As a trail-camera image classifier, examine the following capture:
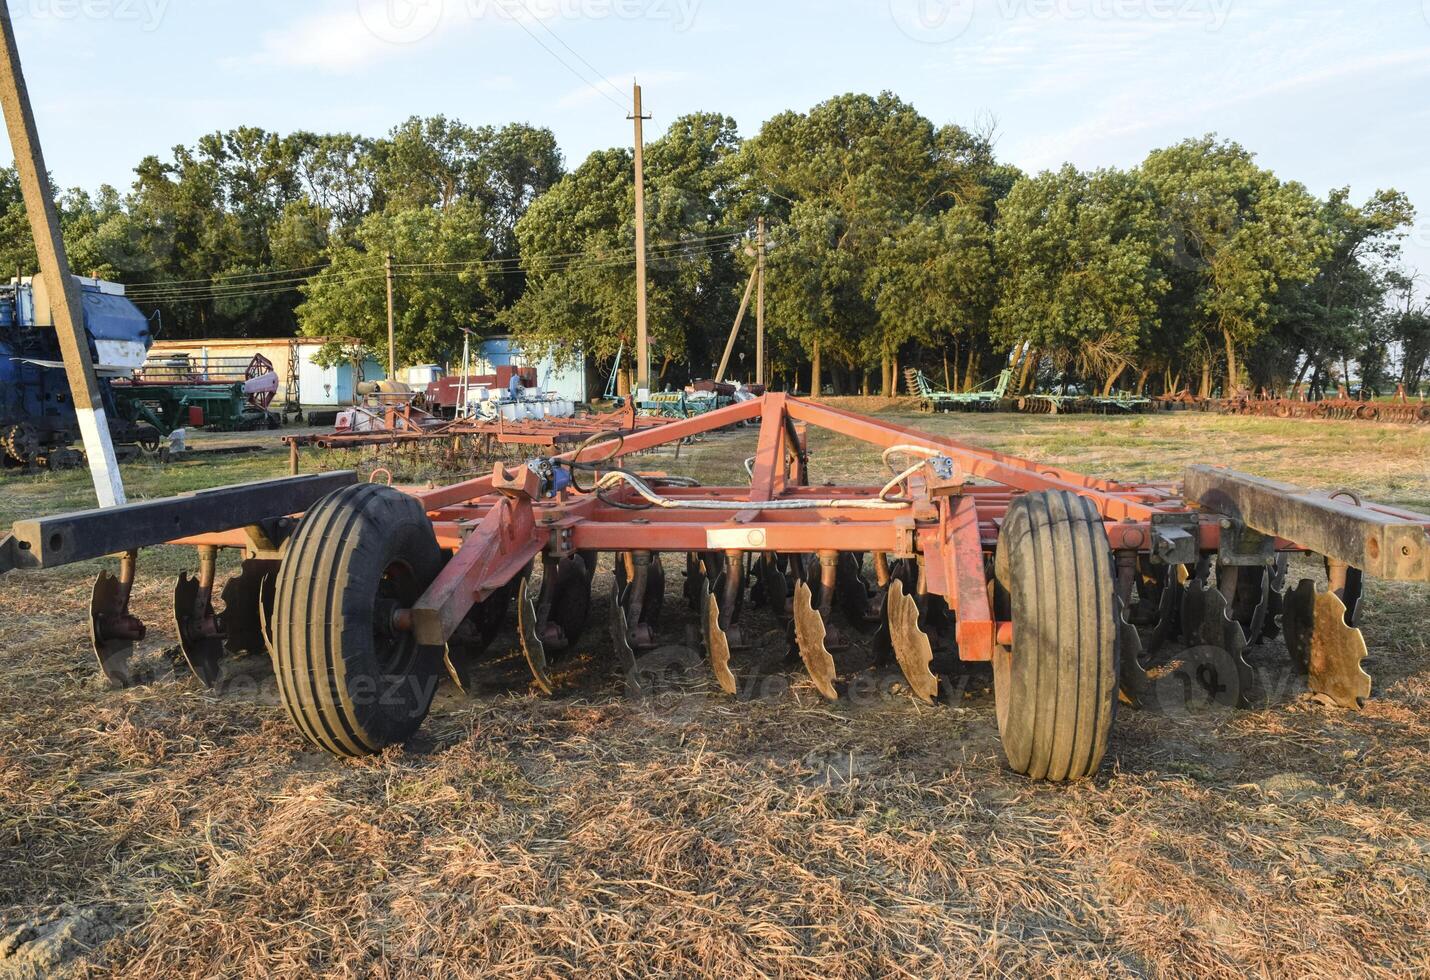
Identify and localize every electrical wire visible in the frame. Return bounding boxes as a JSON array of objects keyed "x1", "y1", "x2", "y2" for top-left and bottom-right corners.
[
  {"x1": 394, "y1": 231, "x2": 747, "y2": 271},
  {"x1": 509, "y1": 0, "x2": 631, "y2": 110},
  {"x1": 129, "y1": 243, "x2": 743, "y2": 304},
  {"x1": 125, "y1": 231, "x2": 752, "y2": 303},
  {"x1": 120, "y1": 263, "x2": 331, "y2": 288},
  {"x1": 497, "y1": 0, "x2": 631, "y2": 114}
]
